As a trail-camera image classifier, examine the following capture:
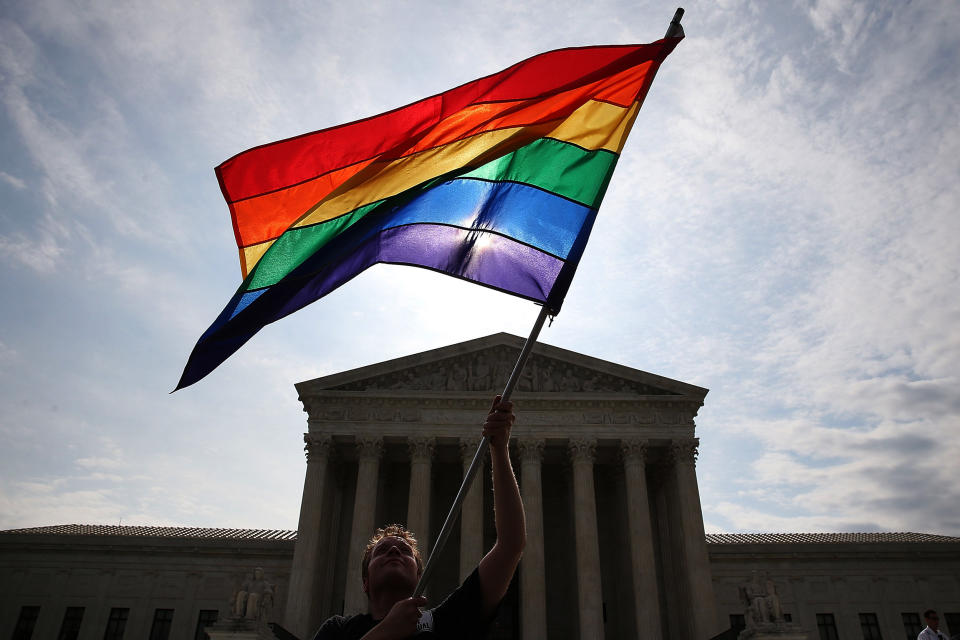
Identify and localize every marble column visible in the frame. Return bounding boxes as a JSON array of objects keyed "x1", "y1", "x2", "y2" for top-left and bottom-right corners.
[
  {"x1": 517, "y1": 438, "x2": 547, "y2": 640},
  {"x1": 406, "y1": 436, "x2": 435, "y2": 557},
  {"x1": 459, "y1": 438, "x2": 486, "y2": 582},
  {"x1": 568, "y1": 438, "x2": 604, "y2": 640},
  {"x1": 344, "y1": 436, "x2": 383, "y2": 614},
  {"x1": 669, "y1": 438, "x2": 718, "y2": 640},
  {"x1": 620, "y1": 439, "x2": 661, "y2": 640},
  {"x1": 285, "y1": 434, "x2": 332, "y2": 639}
]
